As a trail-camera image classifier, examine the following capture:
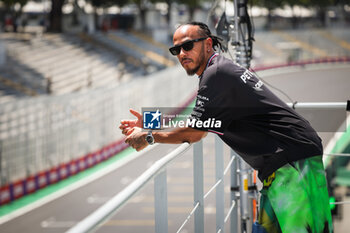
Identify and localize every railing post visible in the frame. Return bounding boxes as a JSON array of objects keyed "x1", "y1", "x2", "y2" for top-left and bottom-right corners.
[
  {"x1": 238, "y1": 157, "x2": 253, "y2": 233},
  {"x1": 215, "y1": 136, "x2": 225, "y2": 233},
  {"x1": 154, "y1": 169, "x2": 168, "y2": 233},
  {"x1": 193, "y1": 141, "x2": 204, "y2": 233},
  {"x1": 230, "y1": 150, "x2": 239, "y2": 233},
  {"x1": 0, "y1": 140, "x2": 3, "y2": 186}
]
